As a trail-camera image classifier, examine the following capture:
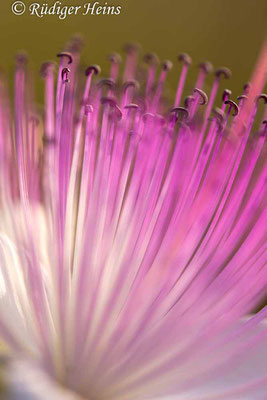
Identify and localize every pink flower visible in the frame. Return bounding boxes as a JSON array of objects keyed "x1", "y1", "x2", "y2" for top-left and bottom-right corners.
[{"x1": 0, "y1": 38, "x2": 266, "y2": 399}]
